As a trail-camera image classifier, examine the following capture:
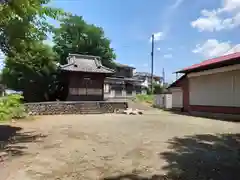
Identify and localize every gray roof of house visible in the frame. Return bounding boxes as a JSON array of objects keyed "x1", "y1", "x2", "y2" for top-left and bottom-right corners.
[
  {"x1": 105, "y1": 77, "x2": 142, "y2": 82},
  {"x1": 105, "y1": 77, "x2": 143, "y2": 85},
  {"x1": 60, "y1": 54, "x2": 115, "y2": 74},
  {"x1": 115, "y1": 62, "x2": 135, "y2": 69},
  {"x1": 134, "y1": 72, "x2": 161, "y2": 78}
]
